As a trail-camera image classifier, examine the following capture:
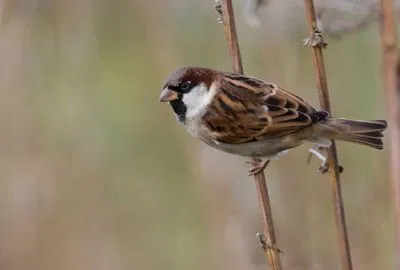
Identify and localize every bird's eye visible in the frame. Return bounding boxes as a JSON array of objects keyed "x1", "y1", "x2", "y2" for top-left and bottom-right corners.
[{"x1": 180, "y1": 81, "x2": 191, "y2": 92}]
